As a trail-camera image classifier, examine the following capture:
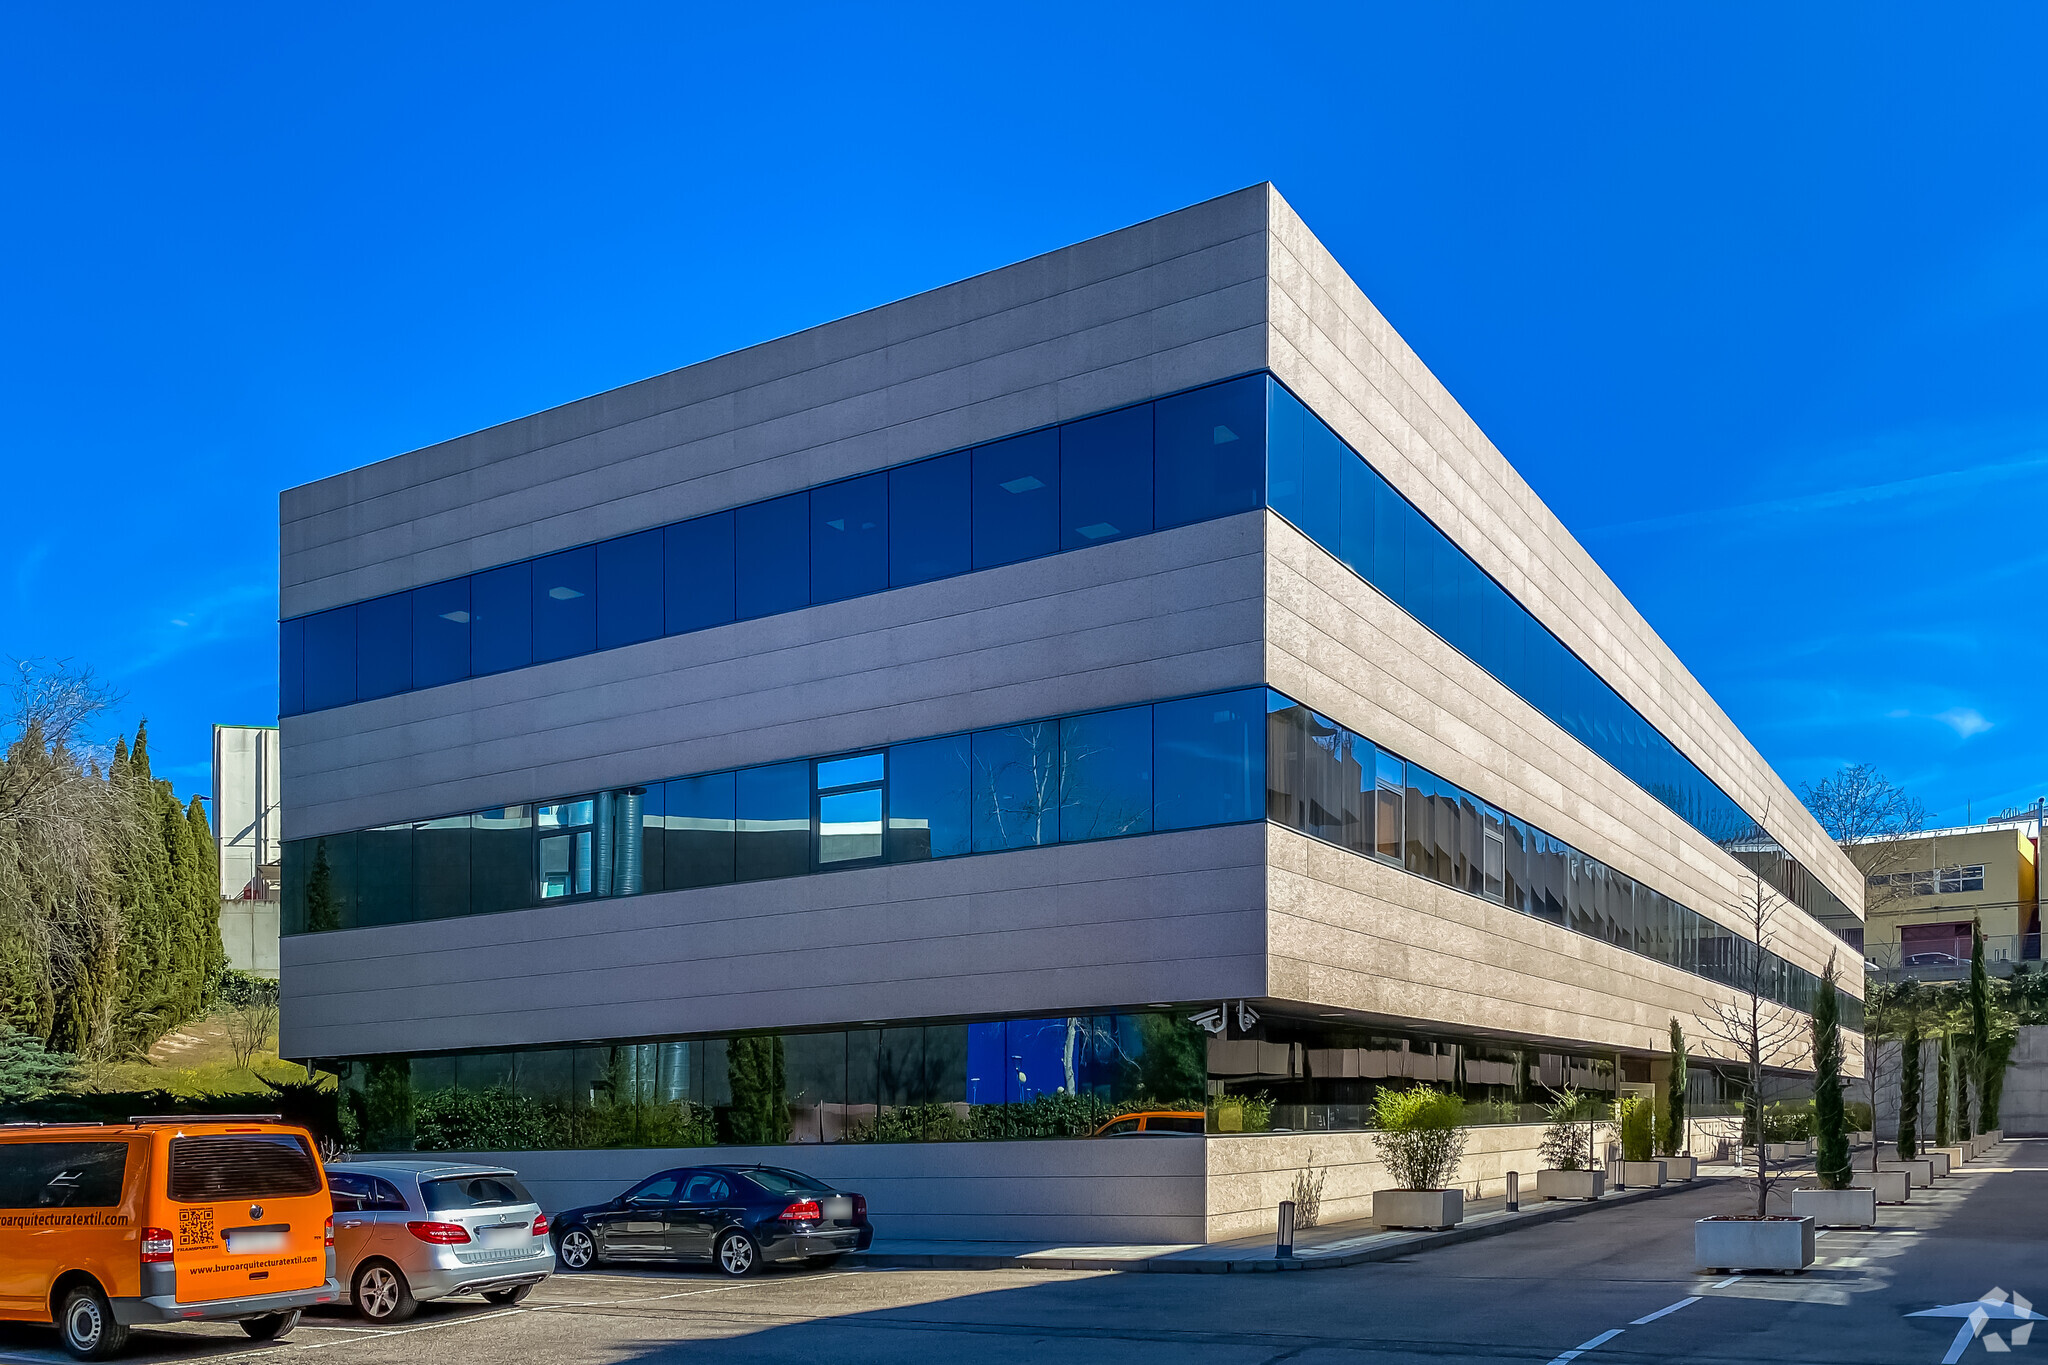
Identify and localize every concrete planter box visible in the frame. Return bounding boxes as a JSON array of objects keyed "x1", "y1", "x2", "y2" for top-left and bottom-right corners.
[
  {"x1": 1794, "y1": 1139, "x2": 1814, "y2": 1157},
  {"x1": 1373, "y1": 1189, "x2": 1463, "y2": 1230},
  {"x1": 1880, "y1": 1159, "x2": 1934, "y2": 1188},
  {"x1": 1765, "y1": 1143, "x2": 1792, "y2": 1162},
  {"x1": 1620, "y1": 1161, "x2": 1667, "y2": 1188},
  {"x1": 1850, "y1": 1169, "x2": 1911, "y2": 1203},
  {"x1": 1926, "y1": 1151, "x2": 1952, "y2": 1177},
  {"x1": 1695, "y1": 1216, "x2": 1815, "y2": 1273},
  {"x1": 1853, "y1": 1131, "x2": 1874, "y2": 1147},
  {"x1": 1537, "y1": 1169, "x2": 1605, "y2": 1201},
  {"x1": 1663, "y1": 1155, "x2": 1697, "y2": 1181},
  {"x1": 1934, "y1": 1145, "x2": 1967, "y2": 1169},
  {"x1": 1792, "y1": 1187, "x2": 1877, "y2": 1228}
]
